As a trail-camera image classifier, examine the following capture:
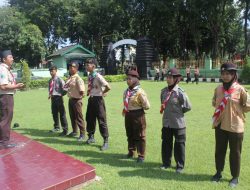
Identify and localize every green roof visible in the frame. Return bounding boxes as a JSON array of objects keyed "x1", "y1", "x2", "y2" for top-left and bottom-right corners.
[{"x1": 47, "y1": 44, "x2": 95, "y2": 58}]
